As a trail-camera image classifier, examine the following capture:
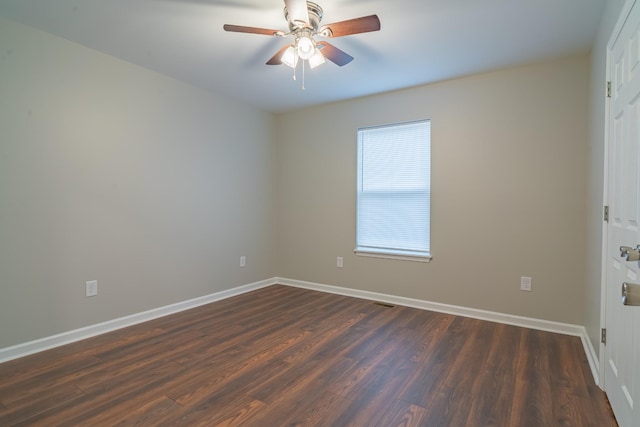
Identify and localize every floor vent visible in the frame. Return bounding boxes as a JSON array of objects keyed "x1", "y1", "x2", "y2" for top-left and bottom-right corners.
[{"x1": 372, "y1": 301, "x2": 395, "y2": 308}]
